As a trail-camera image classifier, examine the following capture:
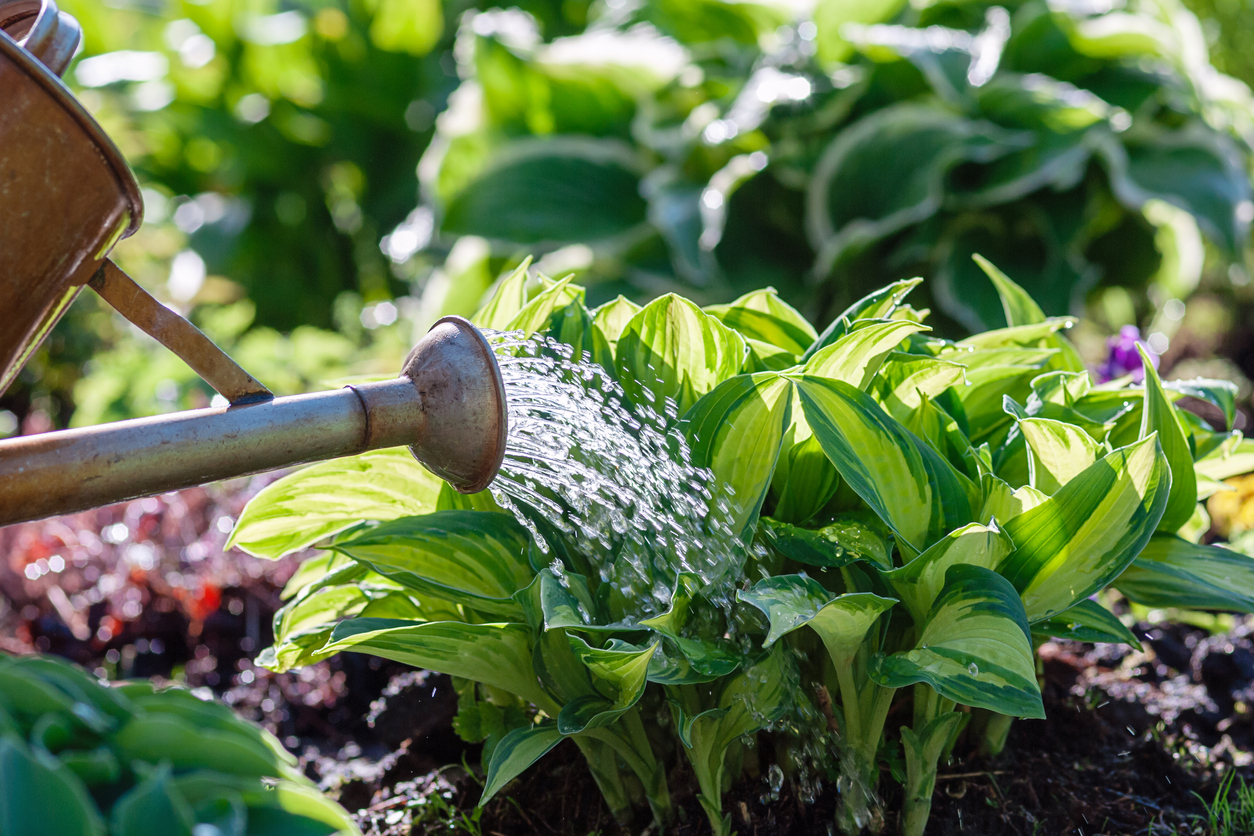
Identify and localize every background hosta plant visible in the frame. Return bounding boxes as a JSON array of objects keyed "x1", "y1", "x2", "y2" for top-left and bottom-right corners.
[
  {"x1": 0, "y1": 654, "x2": 358, "y2": 836},
  {"x1": 233, "y1": 260, "x2": 1254, "y2": 836},
  {"x1": 415, "y1": 0, "x2": 1254, "y2": 334}
]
